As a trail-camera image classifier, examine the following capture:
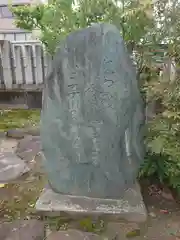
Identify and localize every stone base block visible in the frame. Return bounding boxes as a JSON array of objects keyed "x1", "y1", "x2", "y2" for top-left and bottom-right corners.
[
  {"x1": 46, "y1": 230, "x2": 100, "y2": 240},
  {"x1": 36, "y1": 182, "x2": 147, "y2": 223}
]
